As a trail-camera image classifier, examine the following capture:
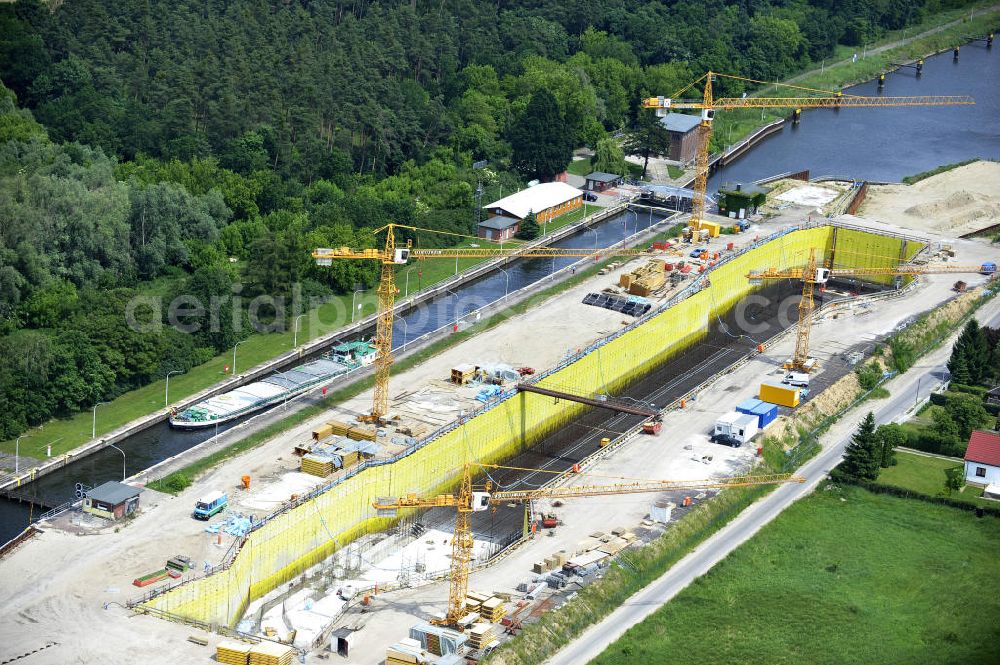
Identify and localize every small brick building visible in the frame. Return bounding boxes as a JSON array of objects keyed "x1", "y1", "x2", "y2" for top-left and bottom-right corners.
[{"x1": 660, "y1": 113, "x2": 701, "y2": 164}]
